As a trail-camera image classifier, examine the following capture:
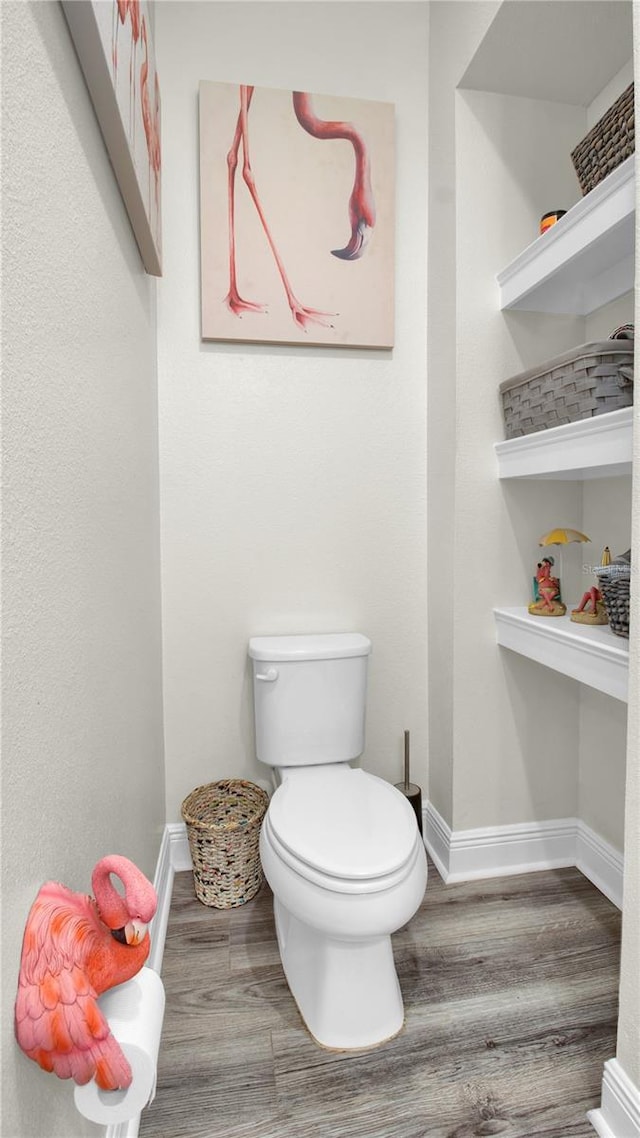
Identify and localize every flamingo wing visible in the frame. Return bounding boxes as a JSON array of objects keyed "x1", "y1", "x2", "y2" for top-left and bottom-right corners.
[{"x1": 14, "y1": 884, "x2": 132, "y2": 1090}]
